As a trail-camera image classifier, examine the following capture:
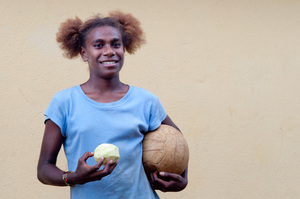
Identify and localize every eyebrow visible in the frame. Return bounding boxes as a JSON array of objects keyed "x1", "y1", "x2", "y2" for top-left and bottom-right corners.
[{"x1": 92, "y1": 38, "x2": 121, "y2": 43}]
